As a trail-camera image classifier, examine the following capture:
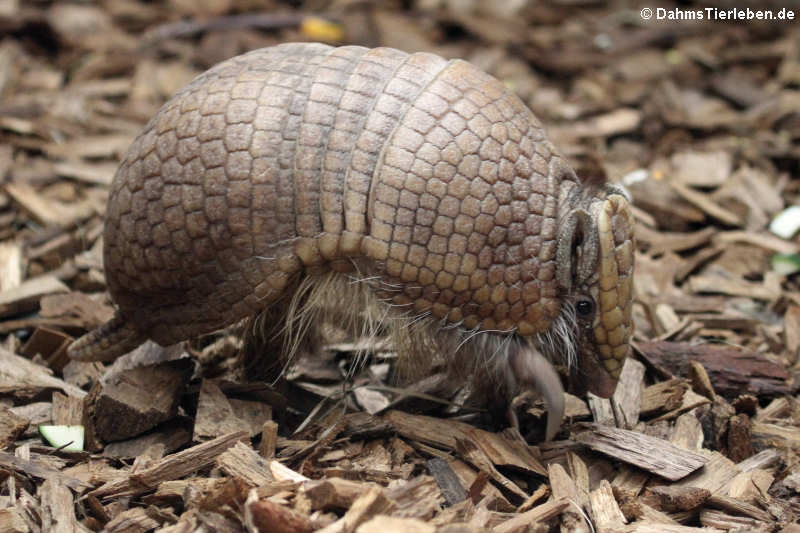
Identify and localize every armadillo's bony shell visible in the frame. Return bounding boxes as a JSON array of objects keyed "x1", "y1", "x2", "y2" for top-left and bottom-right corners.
[{"x1": 68, "y1": 43, "x2": 635, "y2": 440}]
